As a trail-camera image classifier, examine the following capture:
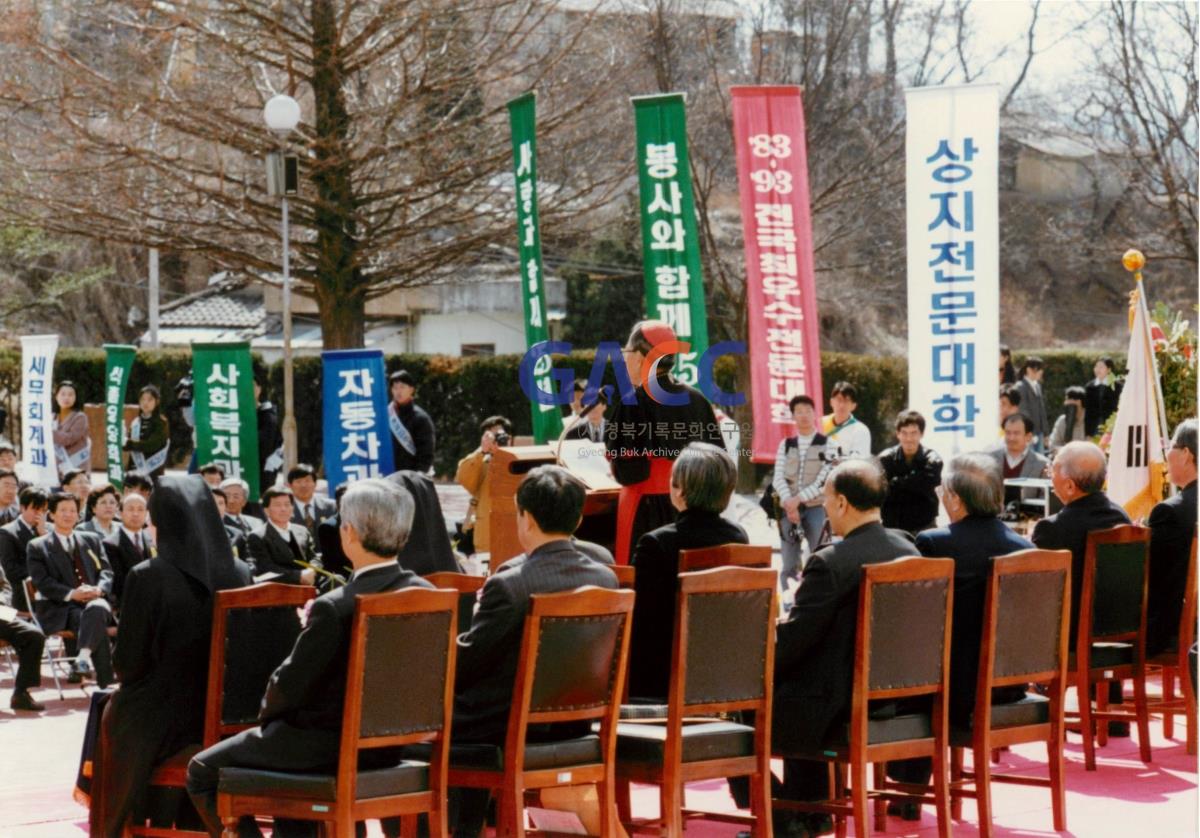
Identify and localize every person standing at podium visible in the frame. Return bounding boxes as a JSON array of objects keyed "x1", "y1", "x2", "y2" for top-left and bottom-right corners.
[{"x1": 605, "y1": 320, "x2": 725, "y2": 565}]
